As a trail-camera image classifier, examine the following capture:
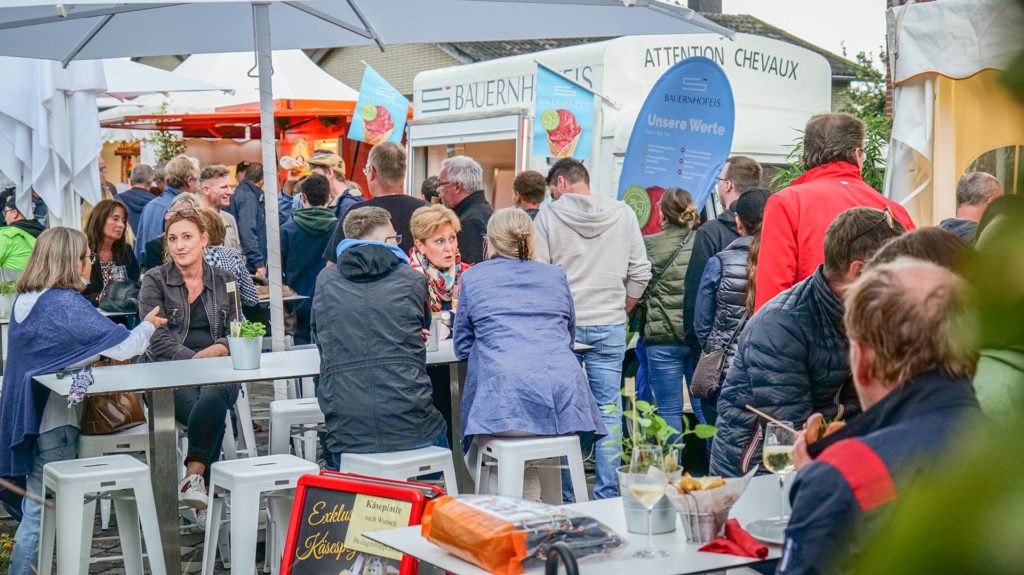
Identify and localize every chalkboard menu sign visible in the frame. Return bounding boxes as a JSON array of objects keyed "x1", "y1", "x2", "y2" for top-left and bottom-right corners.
[{"x1": 281, "y1": 472, "x2": 443, "y2": 575}]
